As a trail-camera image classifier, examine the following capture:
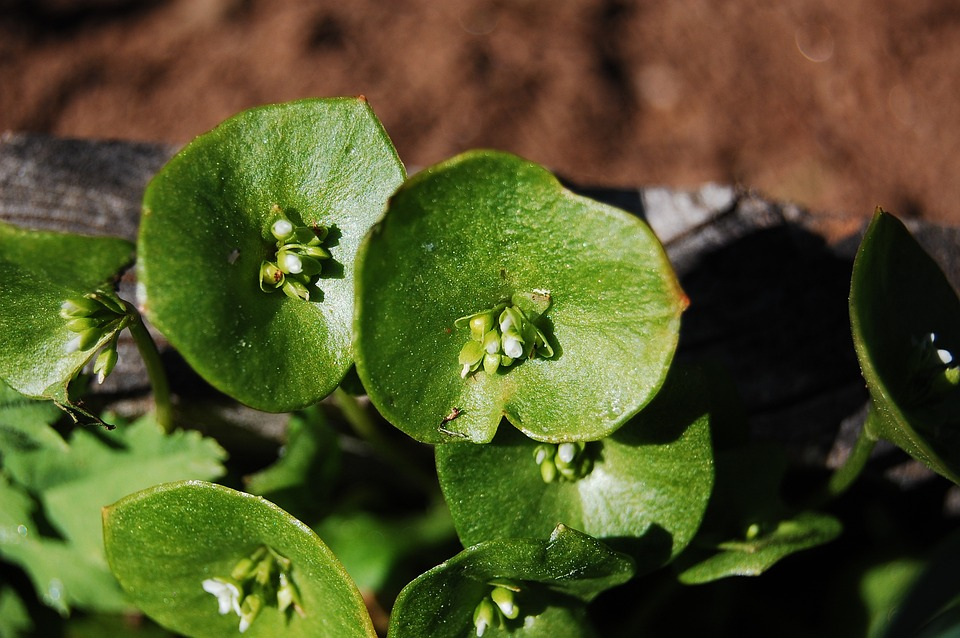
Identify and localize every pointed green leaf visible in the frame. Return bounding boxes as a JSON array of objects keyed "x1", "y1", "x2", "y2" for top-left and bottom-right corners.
[
  {"x1": 850, "y1": 209, "x2": 960, "y2": 483},
  {"x1": 103, "y1": 481, "x2": 376, "y2": 638},
  {"x1": 387, "y1": 525, "x2": 632, "y2": 638},
  {"x1": 138, "y1": 98, "x2": 405, "y2": 412},
  {"x1": 675, "y1": 446, "x2": 841, "y2": 584},
  {"x1": 0, "y1": 220, "x2": 133, "y2": 400},
  {"x1": 436, "y1": 366, "x2": 714, "y2": 574},
  {"x1": 355, "y1": 150, "x2": 686, "y2": 444}
]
